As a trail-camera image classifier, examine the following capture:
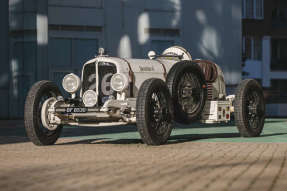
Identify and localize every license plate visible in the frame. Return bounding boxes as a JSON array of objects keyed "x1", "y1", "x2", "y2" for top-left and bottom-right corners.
[{"x1": 65, "y1": 107, "x2": 88, "y2": 113}]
